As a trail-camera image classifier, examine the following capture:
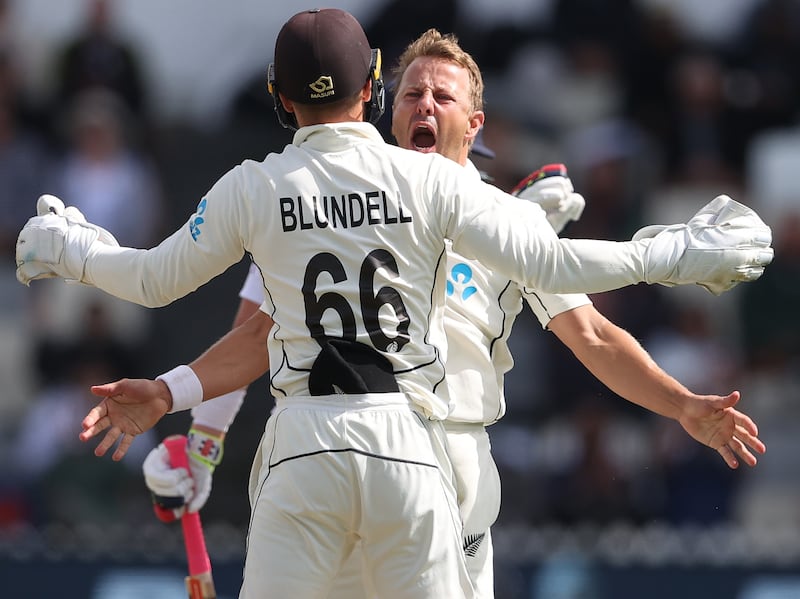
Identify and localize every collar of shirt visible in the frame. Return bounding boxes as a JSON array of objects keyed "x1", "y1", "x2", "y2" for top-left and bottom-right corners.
[{"x1": 292, "y1": 122, "x2": 384, "y2": 149}]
